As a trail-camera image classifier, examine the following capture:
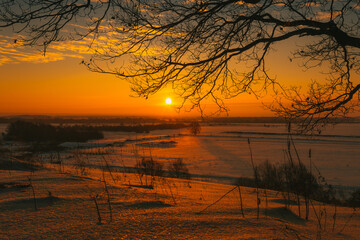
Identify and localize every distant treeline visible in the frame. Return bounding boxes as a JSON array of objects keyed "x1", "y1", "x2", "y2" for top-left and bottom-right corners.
[
  {"x1": 1, "y1": 116, "x2": 359, "y2": 125},
  {"x1": 3, "y1": 121, "x2": 187, "y2": 143},
  {"x1": 203, "y1": 116, "x2": 360, "y2": 124},
  {"x1": 4, "y1": 121, "x2": 104, "y2": 142},
  {"x1": 0, "y1": 116, "x2": 188, "y2": 125}
]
